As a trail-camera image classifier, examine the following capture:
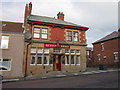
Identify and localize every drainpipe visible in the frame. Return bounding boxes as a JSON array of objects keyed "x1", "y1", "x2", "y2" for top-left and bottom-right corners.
[{"x1": 24, "y1": 41, "x2": 31, "y2": 79}]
